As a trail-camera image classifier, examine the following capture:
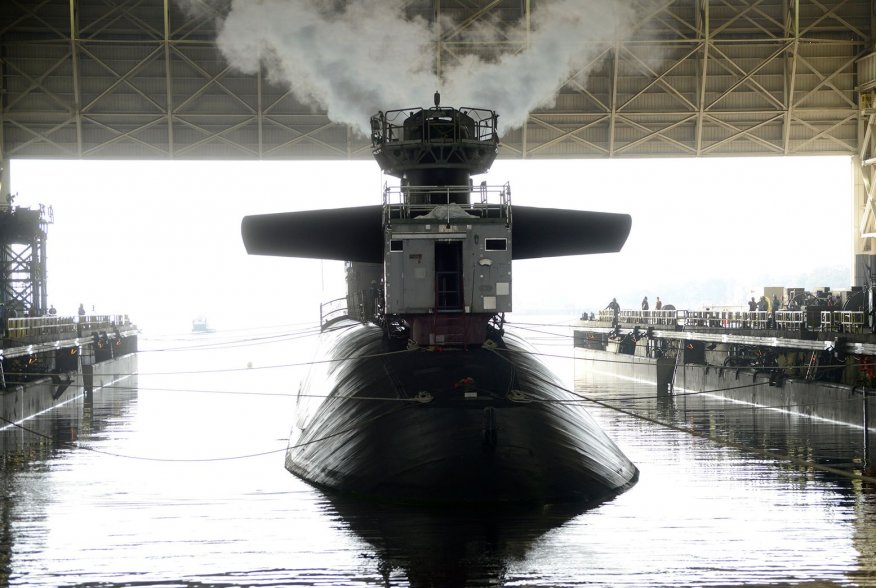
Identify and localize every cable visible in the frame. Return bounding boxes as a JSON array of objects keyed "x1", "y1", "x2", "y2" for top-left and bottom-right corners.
[
  {"x1": 0, "y1": 346, "x2": 421, "y2": 380},
  {"x1": 0, "y1": 343, "x2": 859, "y2": 416},
  {"x1": 138, "y1": 326, "x2": 324, "y2": 353},
  {"x1": 4, "y1": 325, "x2": 872, "y2": 474},
  {"x1": 0, "y1": 395, "x2": 416, "y2": 463},
  {"x1": 519, "y1": 367, "x2": 876, "y2": 485}
]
